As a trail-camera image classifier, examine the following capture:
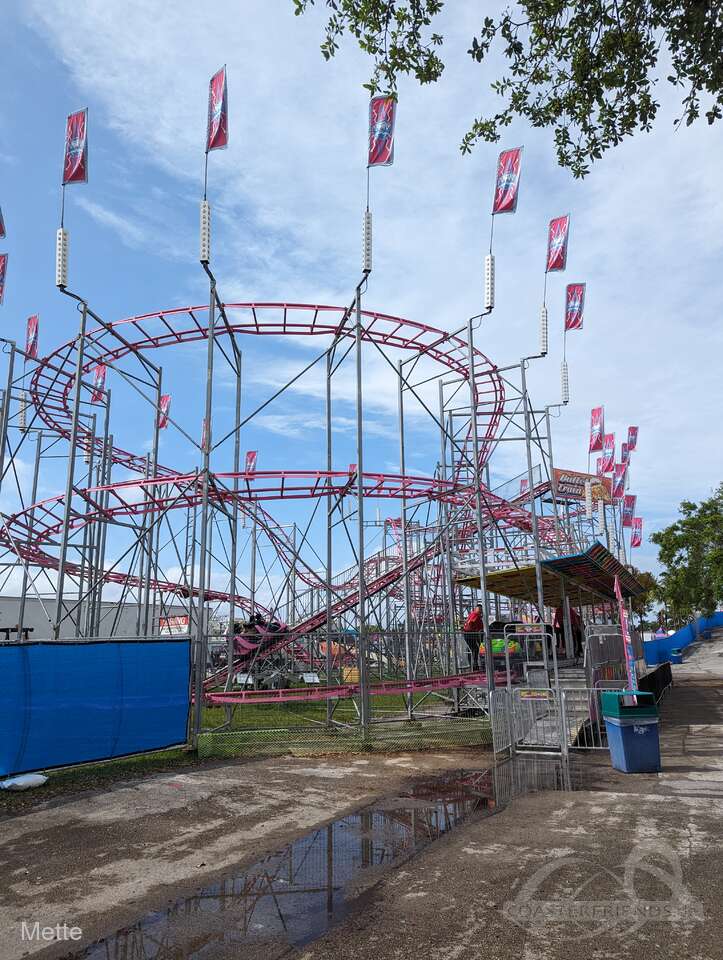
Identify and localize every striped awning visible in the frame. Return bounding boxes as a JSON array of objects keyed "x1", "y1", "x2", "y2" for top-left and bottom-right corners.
[{"x1": 456, "y1": 542, "x2": 645, "y2": 605}]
